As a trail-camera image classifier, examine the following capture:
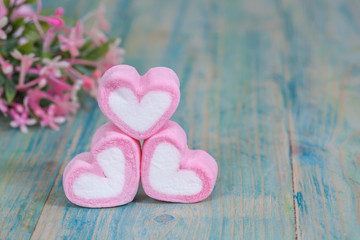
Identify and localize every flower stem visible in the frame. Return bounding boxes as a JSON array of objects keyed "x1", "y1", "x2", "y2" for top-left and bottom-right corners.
[
  {"x1": 65, "y1": 59, "x2": 98, "y2": 67},
  {"x1": 16, "y1": 77, "x2": 42, "y2": 90}
]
